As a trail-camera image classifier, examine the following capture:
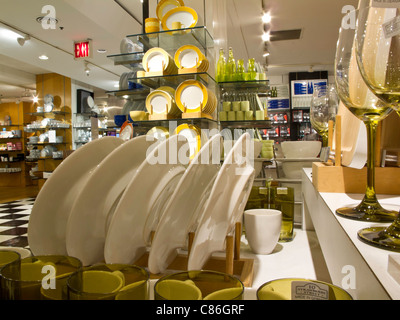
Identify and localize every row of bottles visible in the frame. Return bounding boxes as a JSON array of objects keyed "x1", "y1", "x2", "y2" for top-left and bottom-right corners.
[
  {"x1": 270, "y1": 87, "x2": 278, "y2": 97},
  {"x1": 245, "y1": 184, "x2": 294, "y2": 242},
  {"x1": 216, "y1": 47, "x2": 263, "y2": 83}
]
